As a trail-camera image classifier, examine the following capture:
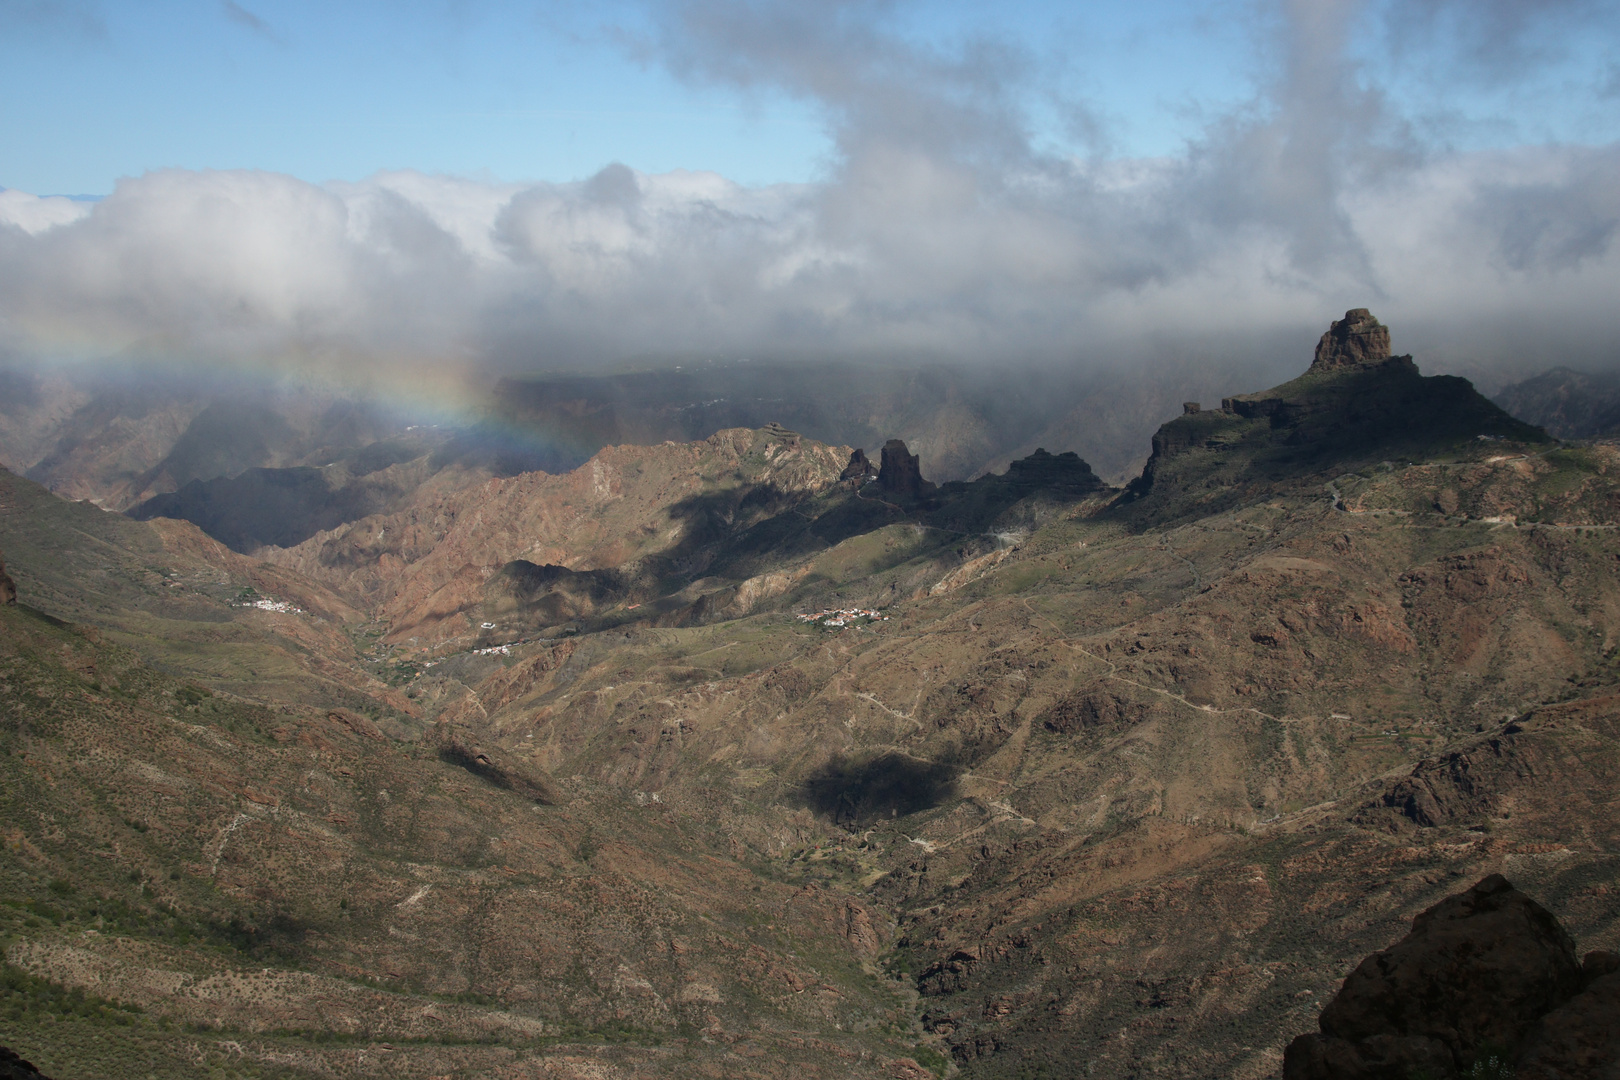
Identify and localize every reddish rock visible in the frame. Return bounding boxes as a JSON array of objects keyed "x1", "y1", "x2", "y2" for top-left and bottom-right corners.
[
  {"x1": 1283, "y1": 874, "x2": 1583, "y2": 1079},
  {"x1": 1311, "y1": 308, "x2": 1394, "y2": 371},
  {"x1": 842, "y1": 900, "x2": 882, "y2": 955}
]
